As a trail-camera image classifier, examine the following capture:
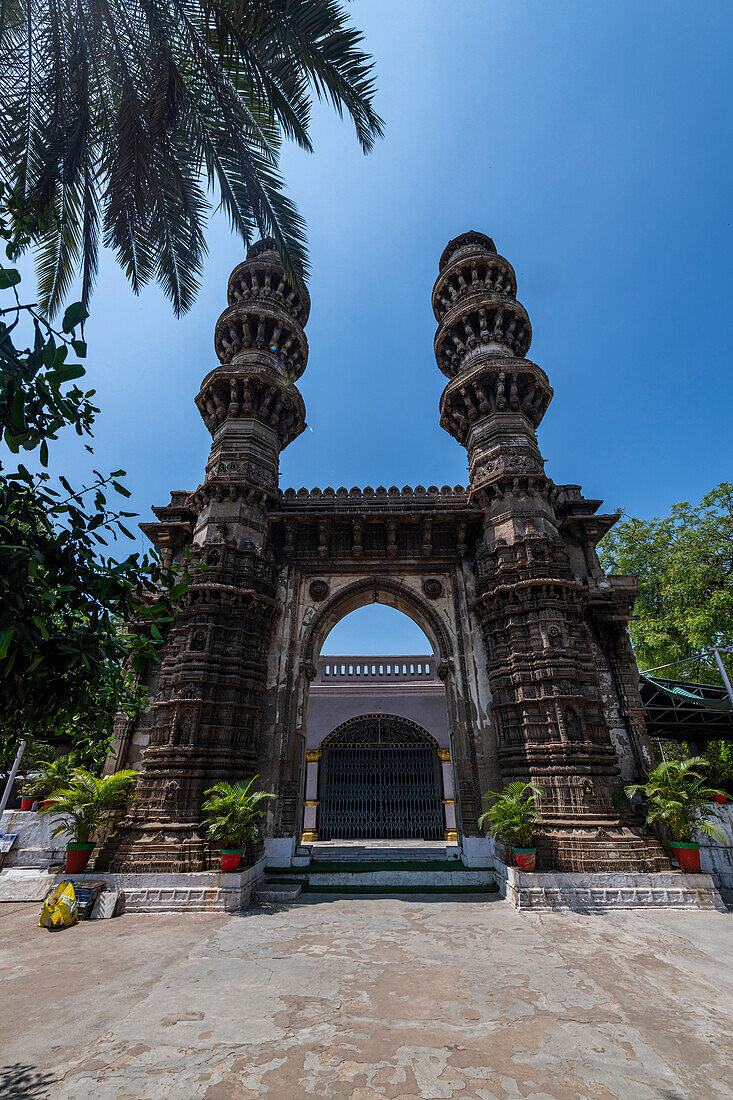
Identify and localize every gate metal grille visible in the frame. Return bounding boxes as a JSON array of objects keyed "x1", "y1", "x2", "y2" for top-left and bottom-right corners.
[{"x1": 319, "y1": 715, "x2": 444, "y2": 840}]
